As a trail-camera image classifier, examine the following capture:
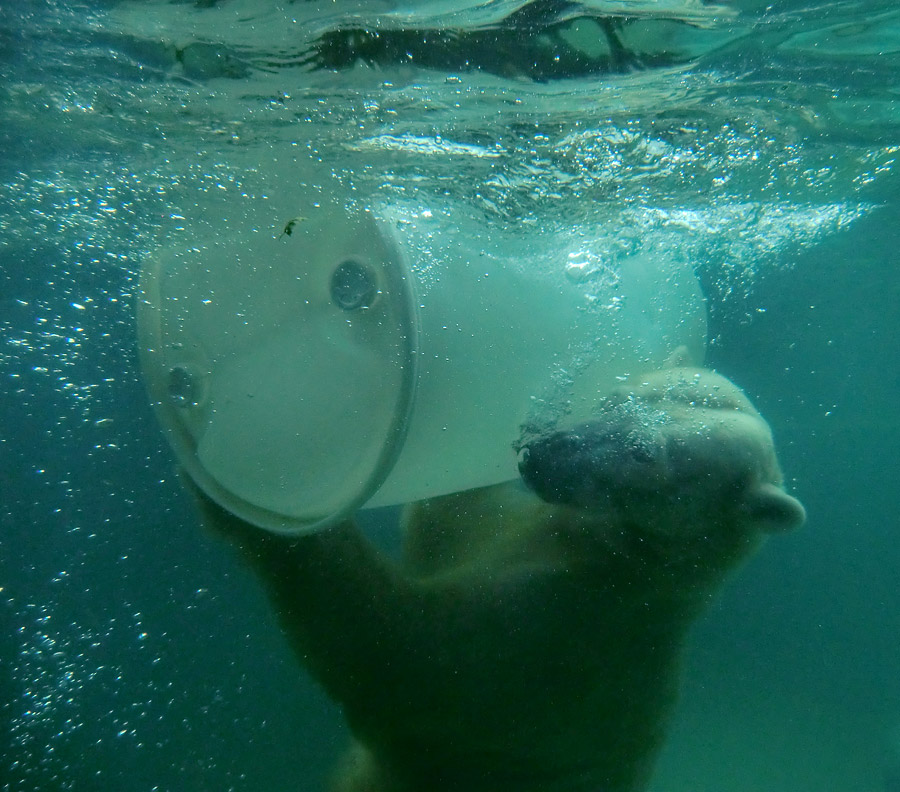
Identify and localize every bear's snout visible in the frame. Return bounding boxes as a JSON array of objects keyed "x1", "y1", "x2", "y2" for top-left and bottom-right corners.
[{"x1": 518, "y1": 411, "x2": 669, "y2": 510}]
